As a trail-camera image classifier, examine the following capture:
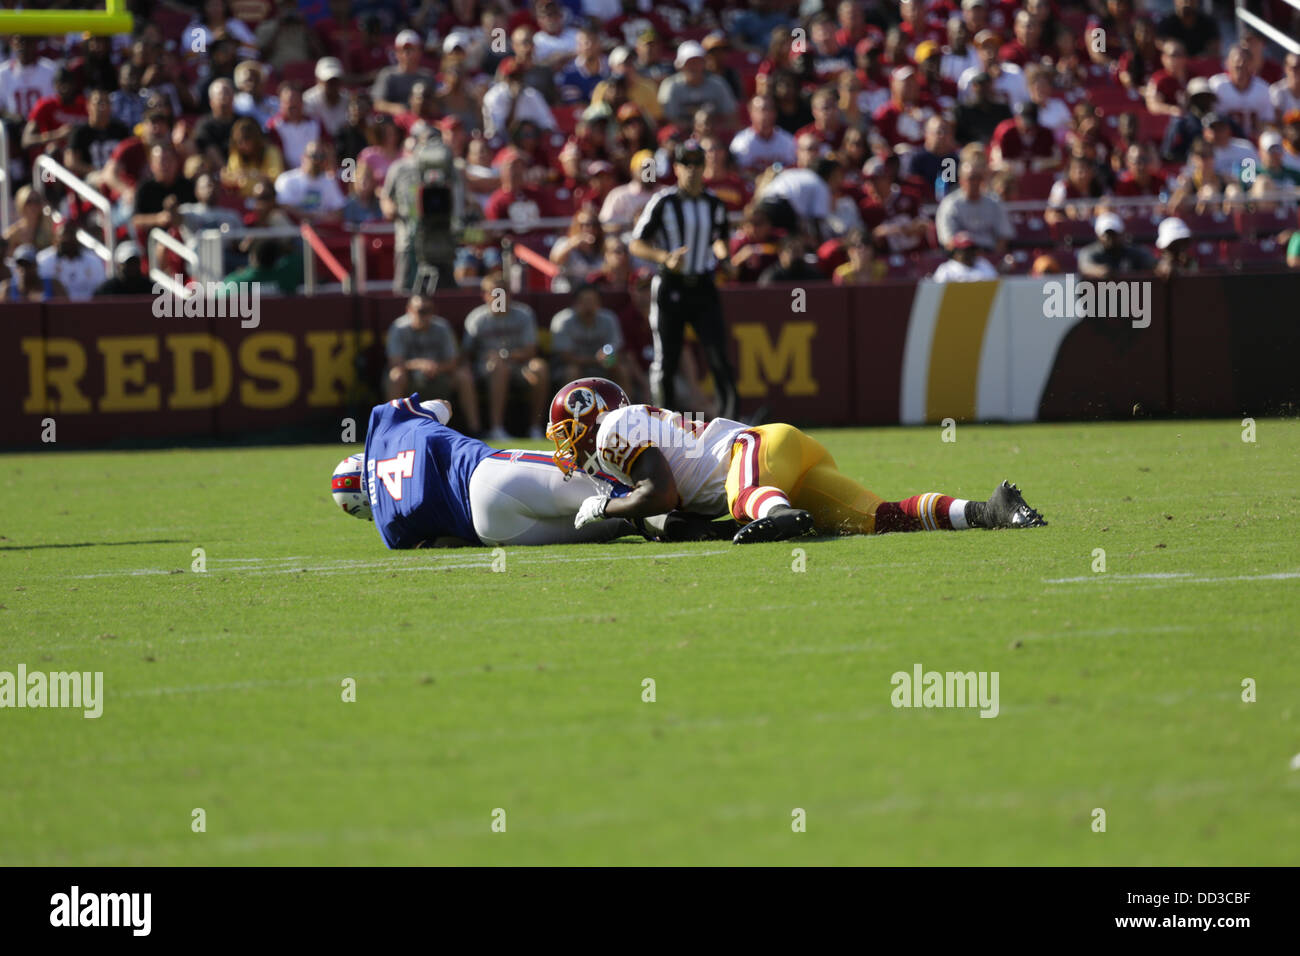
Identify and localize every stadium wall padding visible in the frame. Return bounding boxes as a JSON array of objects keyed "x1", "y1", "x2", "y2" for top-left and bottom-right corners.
[{"x1": 4, "y1": 273, "x2": 1298, "y2": 447}]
